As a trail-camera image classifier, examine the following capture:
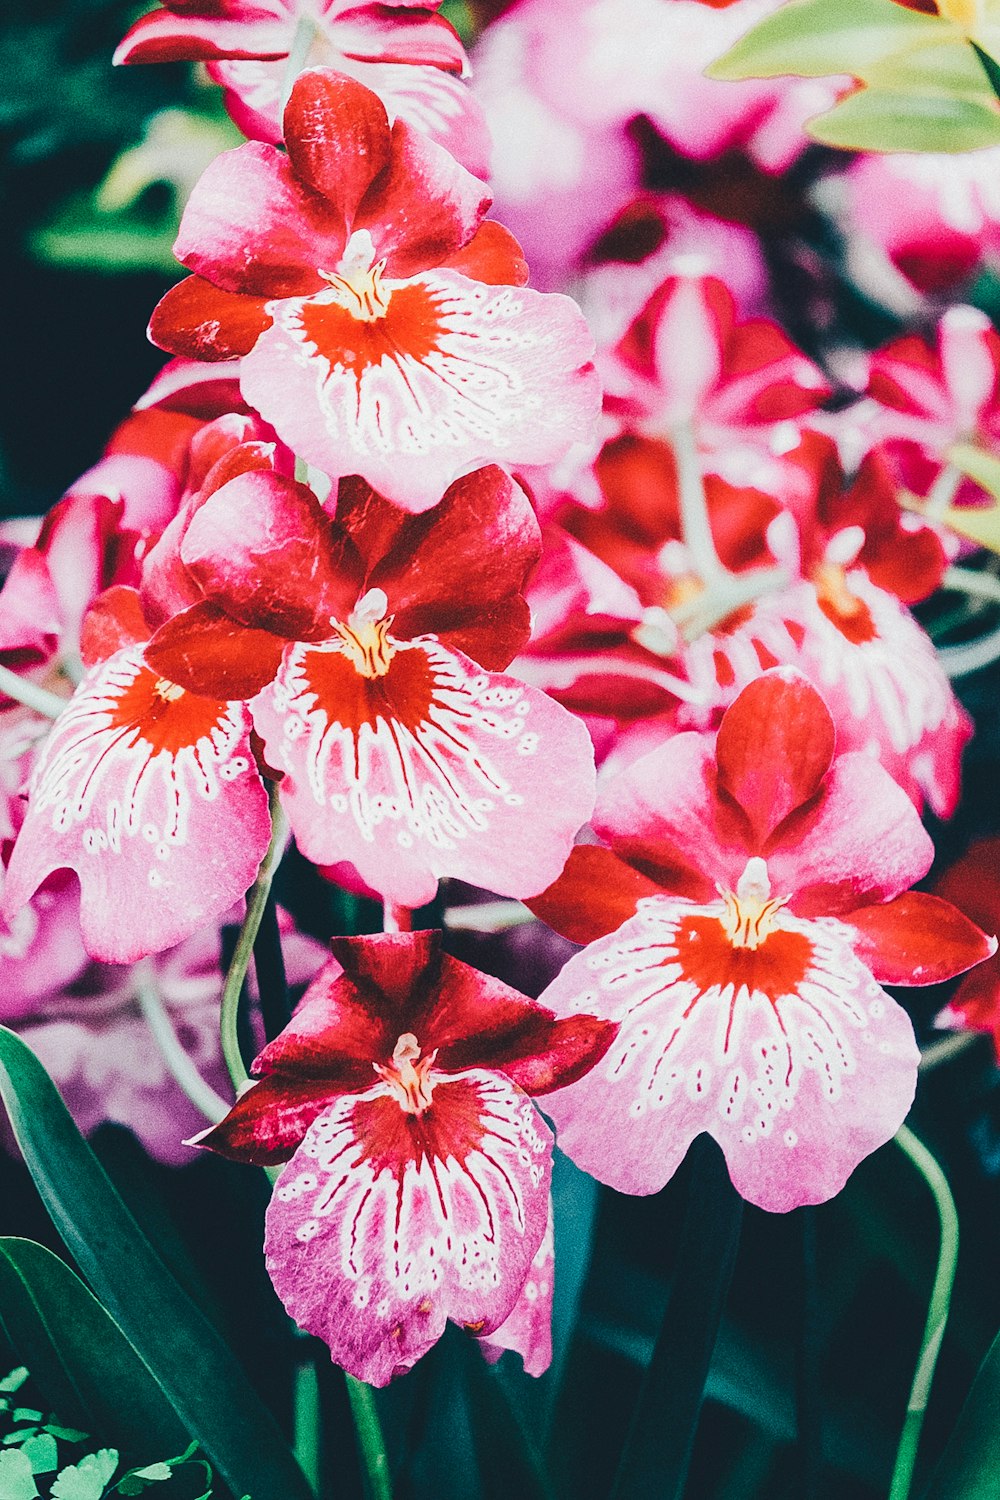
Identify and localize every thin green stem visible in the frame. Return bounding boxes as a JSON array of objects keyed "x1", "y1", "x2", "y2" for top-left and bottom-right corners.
[
  {"x1": 346, "y1": 1375, "x2": 394, "y2": 1500},
  {"x1": 293, "y1": 1353, "x2": 322, "y2": 1497},
  {"x1": 135, "y1": 965, "x2": 229, "y2": 1124},
  {"x1": 887, "y1": 1123, "x2": 960, "y2": 1500},
  {"x1": 0, "y1": 663, "x2": 67, "y2": 720},
  {"x1": 220, "y1": 782, "x2": 289, "y2": 1096}
]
